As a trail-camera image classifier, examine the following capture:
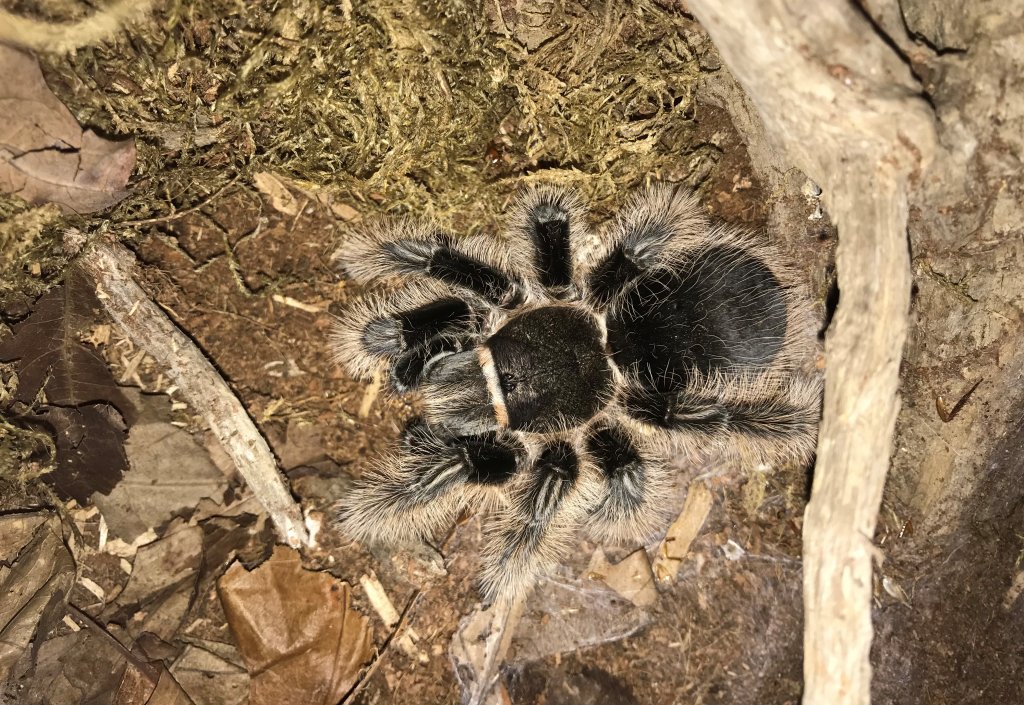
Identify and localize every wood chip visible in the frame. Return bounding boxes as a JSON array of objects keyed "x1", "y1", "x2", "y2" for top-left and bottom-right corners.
[
  {"x1": 271, "y1": 294, "x2": 324, "y2": 313},
  {"x1": 358, "y1": 369, "x2": 383, "y2": 418},
  {"x1": 652, "y1": 482, "x2": 713, "y2": 584},
  {"x1": 359, "y1": 573, "x2": 400, "y2": 628},
  {"x1": 586, "y1": 548, "x2": 658, "y2": 608},
  {"x1": 359, "y1": 573, "x2": 425, "y2": 663},
  {"x1": 253, "y1": 172, "x2": 299, "y2": 216},
  {"x1": 330, "y1": 202, "x2": 361, "y2": 221}
]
